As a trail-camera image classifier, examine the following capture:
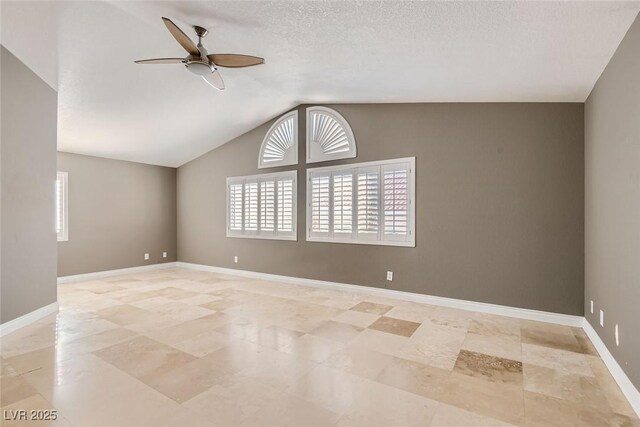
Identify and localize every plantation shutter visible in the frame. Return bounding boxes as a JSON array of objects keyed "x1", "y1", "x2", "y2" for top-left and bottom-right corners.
[
  {"x1": 277, "y1": 178, "x2": 295, "y2": 234},
  {"x1": 356, "y1": 167, "x2": 380, "y2": 240},
  {"x1": 309, "y1": 172, "x2": 330, "y2": 237},
  {"x1": 306, "y1": 158, "x2": 414, "y2": 247},
  {"x1": 382, "y1": 163, "x2": 410, "y2": 242},
  {"x1": 332, "y1": 172, "x2": 354, "y2": 237},
  {"x1": 260, "y1": 180, "x2": 275, "y2": 232},
  {"x1": 229, "y1": 183, "x2": 243, "y2": 231},
  {"x1": 227, "y1": 171, "x2": 296, "y2": 240},
  {"x1": 244, "y1": 181, "x2": 259, "y2": 232}
]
